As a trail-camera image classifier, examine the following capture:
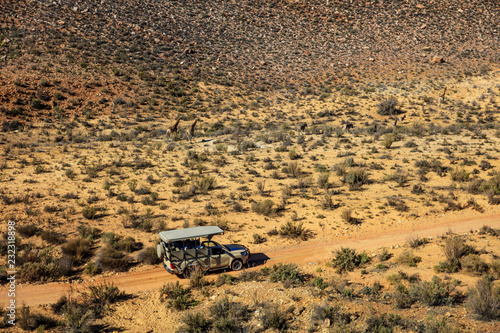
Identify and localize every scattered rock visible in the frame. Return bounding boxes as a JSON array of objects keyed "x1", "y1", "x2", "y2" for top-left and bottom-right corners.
[{"x1": 432, "y1": 56, "x2": 445, "y2": 63}]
